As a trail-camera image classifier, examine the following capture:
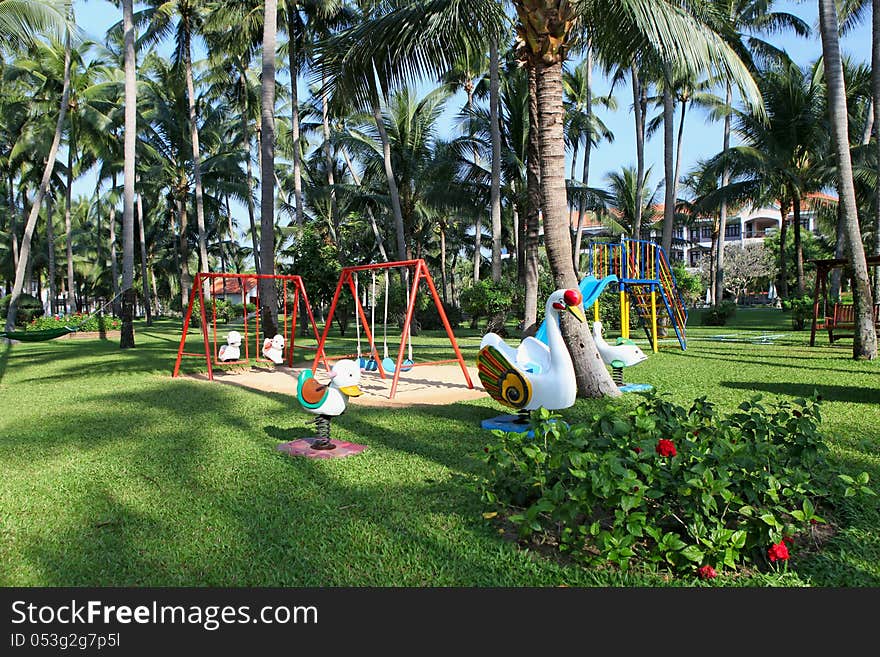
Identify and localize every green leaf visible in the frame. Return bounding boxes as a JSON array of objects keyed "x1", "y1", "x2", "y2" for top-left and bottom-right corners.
[
  {"x1": 730, "y1": 530, "x2": 747, "y2": 549},
  {"x1": 680, "y1": 545, "x2": 705, "y2": 563},
  {"x1": 802, "y1": 499, "x2": 815, "y2": 518}
]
